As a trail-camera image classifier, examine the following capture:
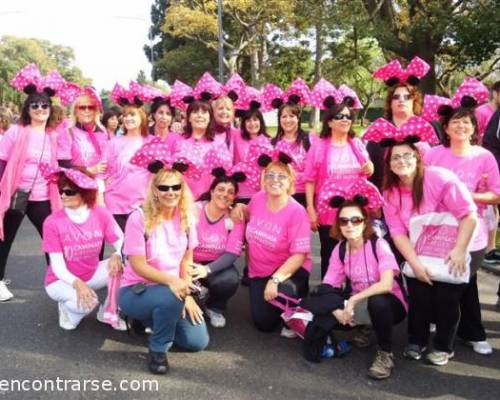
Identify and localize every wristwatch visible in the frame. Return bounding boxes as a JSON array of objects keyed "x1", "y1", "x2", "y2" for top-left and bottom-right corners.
[{"x1": 270, "y1": 276, "x2": 280, "y2": 285}]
